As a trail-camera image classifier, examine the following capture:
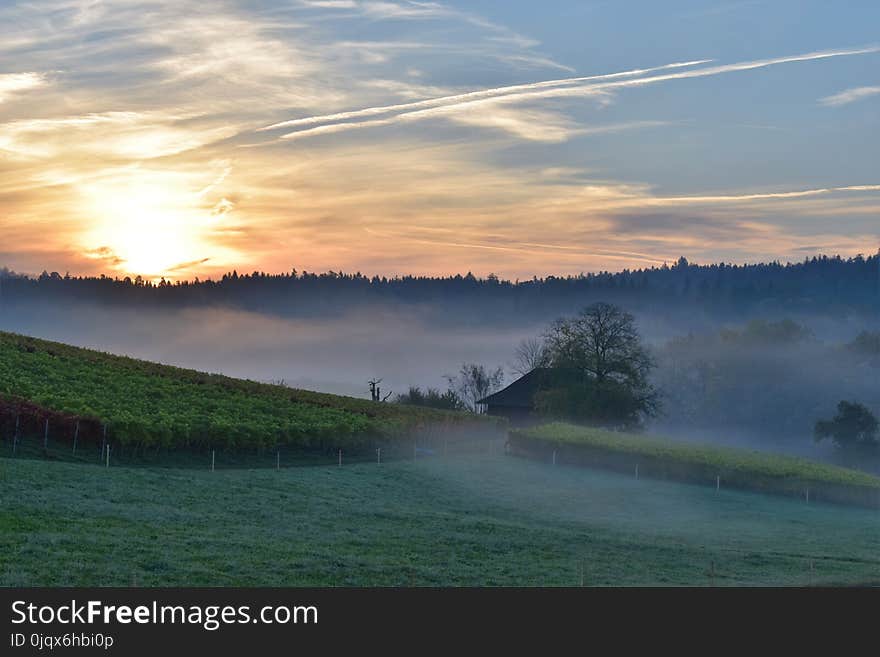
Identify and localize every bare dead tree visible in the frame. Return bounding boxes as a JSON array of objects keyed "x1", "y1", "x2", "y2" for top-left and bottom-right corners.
[
  {"x1": 446, "y1": 363, "x2": 504, "y2": 413},
  {"x1": 369, "y1": 379, "x2": 392, "y2": 402}
]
